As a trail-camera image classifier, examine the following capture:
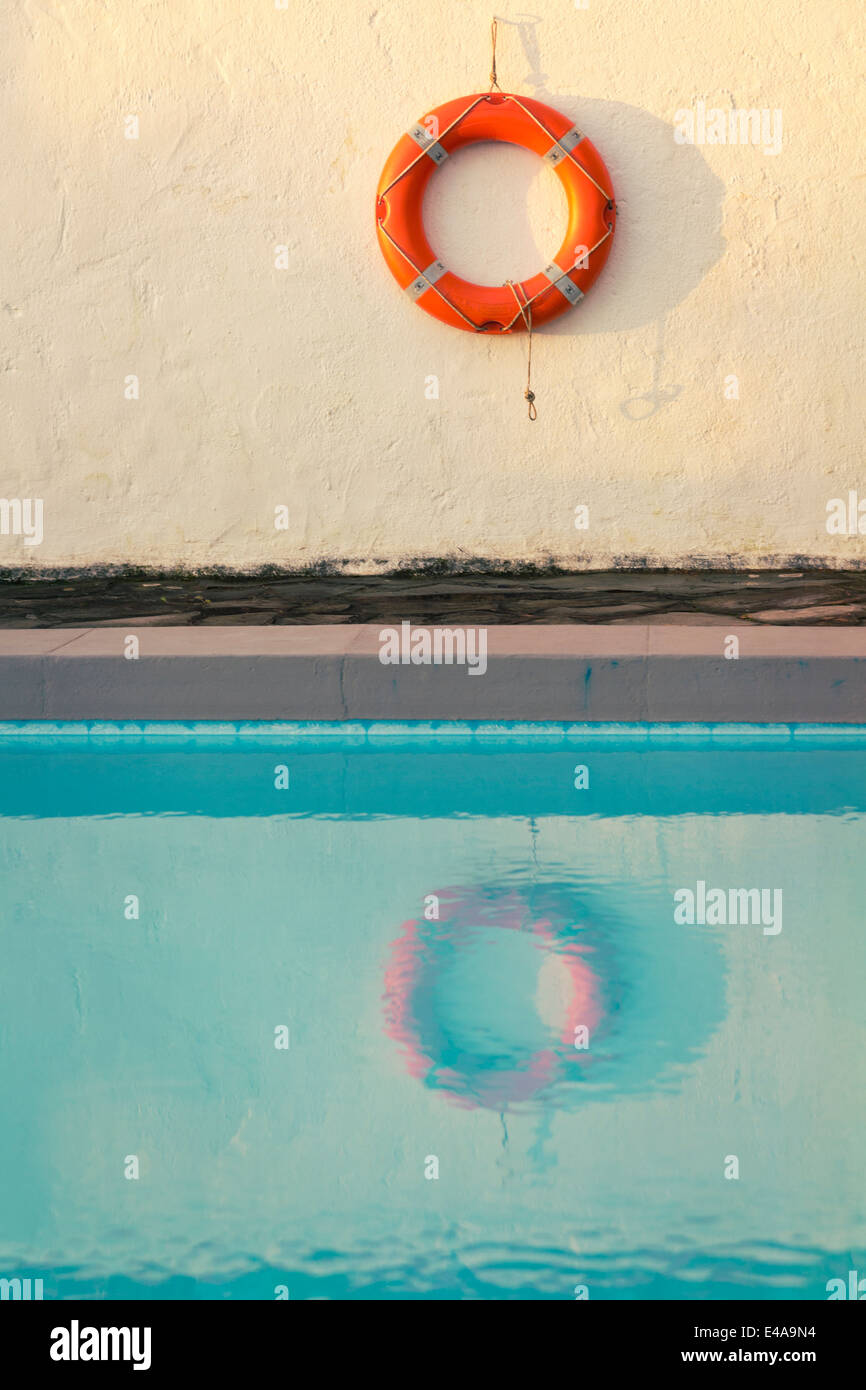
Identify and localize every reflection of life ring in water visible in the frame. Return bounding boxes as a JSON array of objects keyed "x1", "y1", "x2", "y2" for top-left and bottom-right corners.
[{"x1": 383, "y1": 885, "x2": 605, "y2": 1110}]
